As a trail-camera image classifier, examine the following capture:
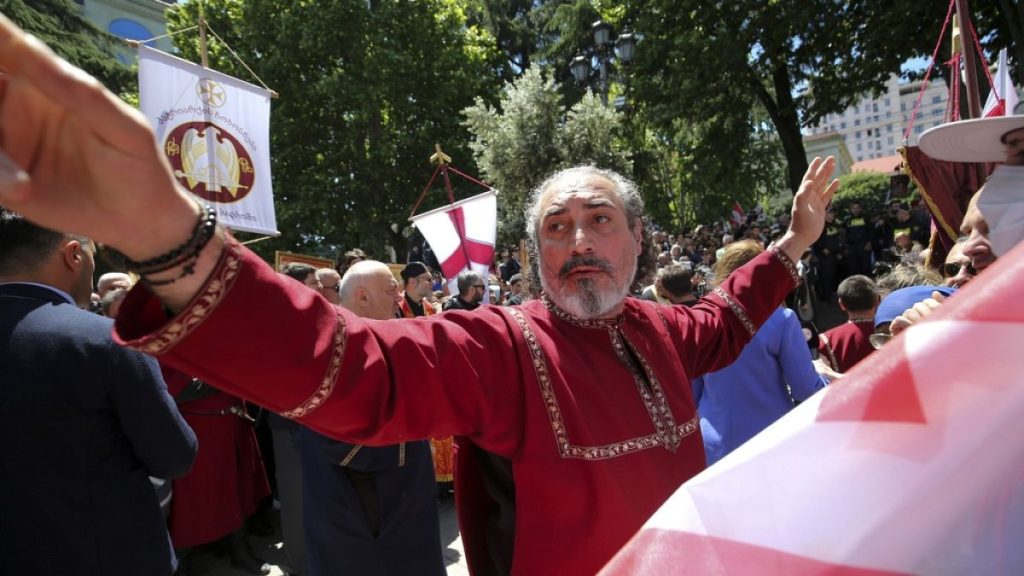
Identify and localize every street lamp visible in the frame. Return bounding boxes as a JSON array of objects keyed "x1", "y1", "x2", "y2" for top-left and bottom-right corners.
[{"x1": 569, "y1": 20, "x2": 636, "y2": 106}]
